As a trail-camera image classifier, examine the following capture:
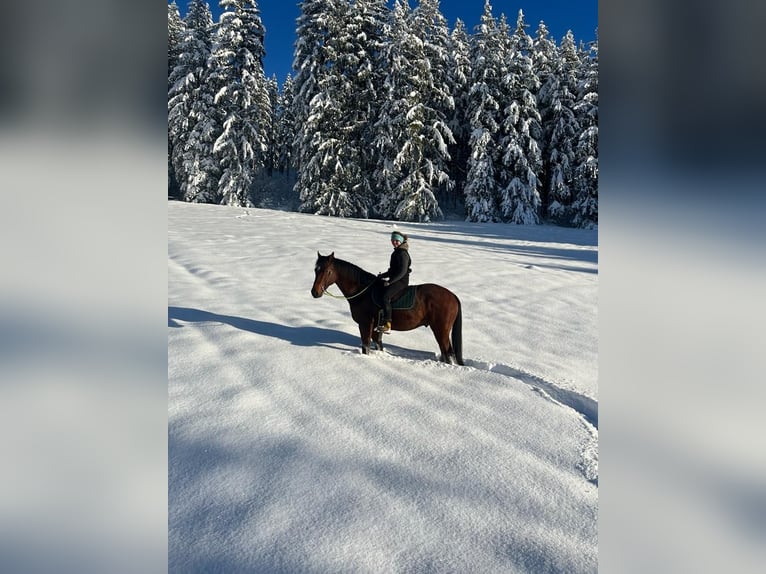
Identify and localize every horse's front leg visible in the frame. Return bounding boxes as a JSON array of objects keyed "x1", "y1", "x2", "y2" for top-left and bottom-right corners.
[
  {"x1": 373, "y1": 328, "x2": 384, "y2": 352},
  {"x1": 358, "y1": 322, "x2": 373, "y2": 355}
]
